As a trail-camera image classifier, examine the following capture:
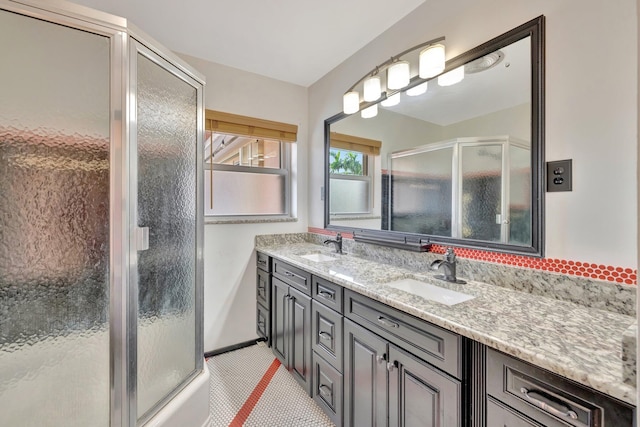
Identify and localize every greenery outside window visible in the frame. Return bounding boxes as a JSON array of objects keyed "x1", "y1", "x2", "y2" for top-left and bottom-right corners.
[{"x1": 329, "y1": 132, "x2": 380, "y2": 216}]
